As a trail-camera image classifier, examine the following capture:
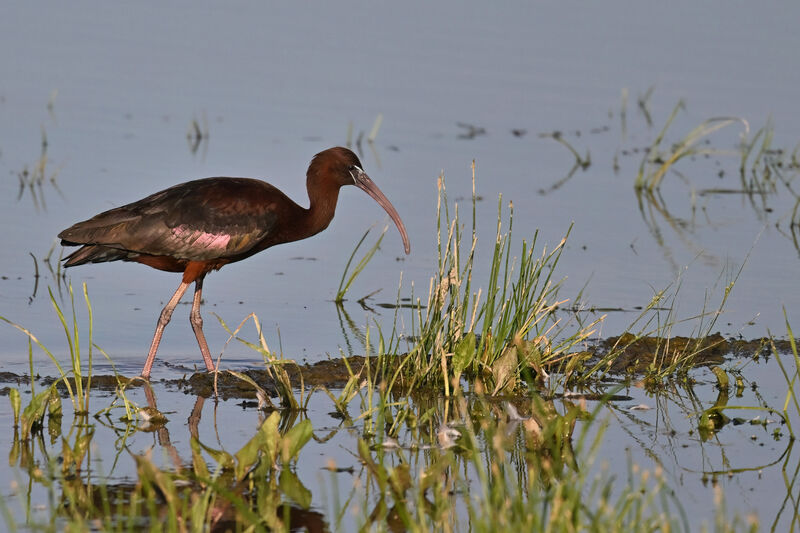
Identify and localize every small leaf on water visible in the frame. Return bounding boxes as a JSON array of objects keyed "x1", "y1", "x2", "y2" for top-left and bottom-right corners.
[
  {"x1": 262, "y1": 410, "x2": 281, "y2": 463},
  {"x1": 282, "y1": 419, "x2": 312, "y2": 464},
  {"x1": 235, "y1": 411, "x2": 281, "y2": 480},
  {"x1": 47, "y1": 385, "x2": 62, "y2": 418},
  {"x1": 279, "y1": 469, "x2": 312, "y2": 509},
  {"x1": 193, "y1": 438, "x2": 234, "y2": 470},
  {"x1": 21, "y1": 387, "x2": 52, "y2": 440},
  {"x1": 47, "y1": 412, "x2": 62, "y2": 440}
]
